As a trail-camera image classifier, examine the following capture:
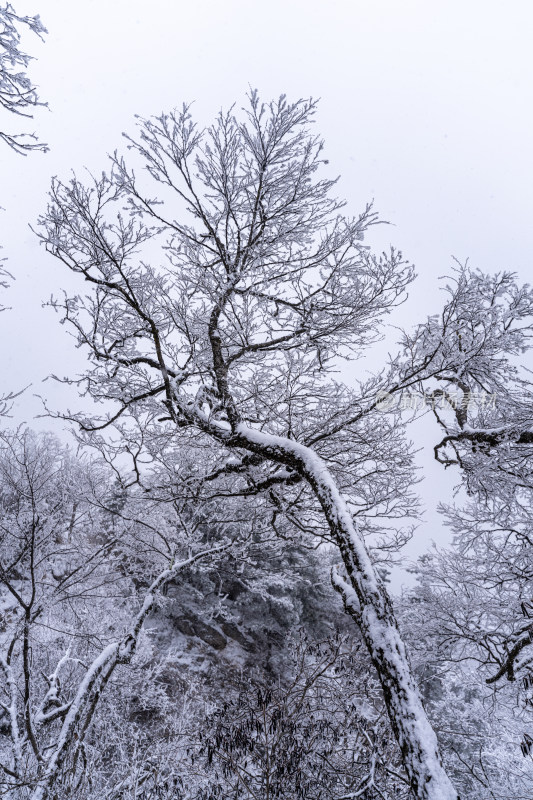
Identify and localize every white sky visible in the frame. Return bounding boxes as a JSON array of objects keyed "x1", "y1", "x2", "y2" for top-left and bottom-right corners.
[{"x1": 1, "y1": 0, "x2": 532, "y2": 579}]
